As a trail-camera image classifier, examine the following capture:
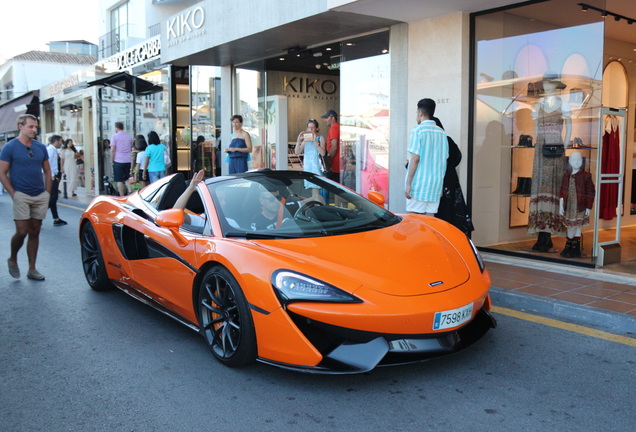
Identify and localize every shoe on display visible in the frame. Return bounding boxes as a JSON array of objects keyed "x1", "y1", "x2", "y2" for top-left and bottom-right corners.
[{"x1": 53, "y1": 219, "x2": 68, "y2": 226}]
